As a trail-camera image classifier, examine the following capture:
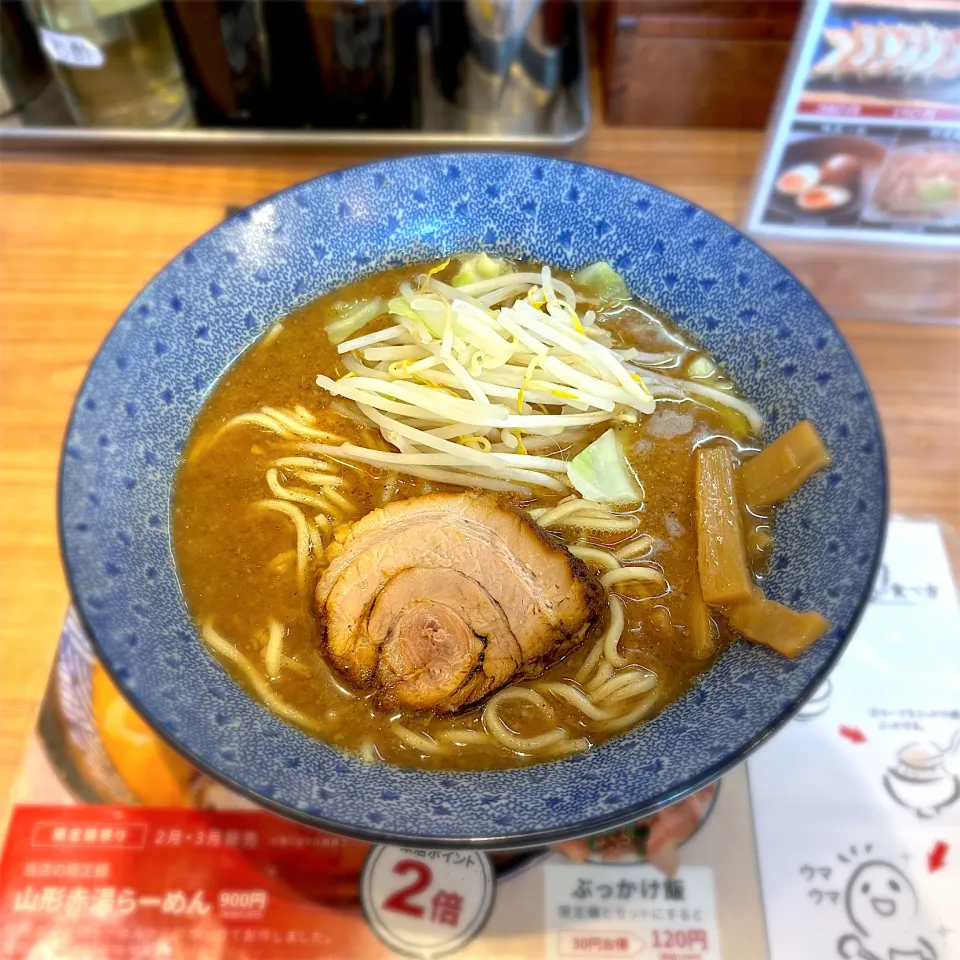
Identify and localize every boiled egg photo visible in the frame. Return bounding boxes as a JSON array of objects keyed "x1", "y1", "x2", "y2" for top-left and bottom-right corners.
[
  {"x1": 775, "y1": 163, "x2": 821, "y2": 196},
  {"x1": 796, "y1": 185, "x2": 852, "y2": 212}
]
